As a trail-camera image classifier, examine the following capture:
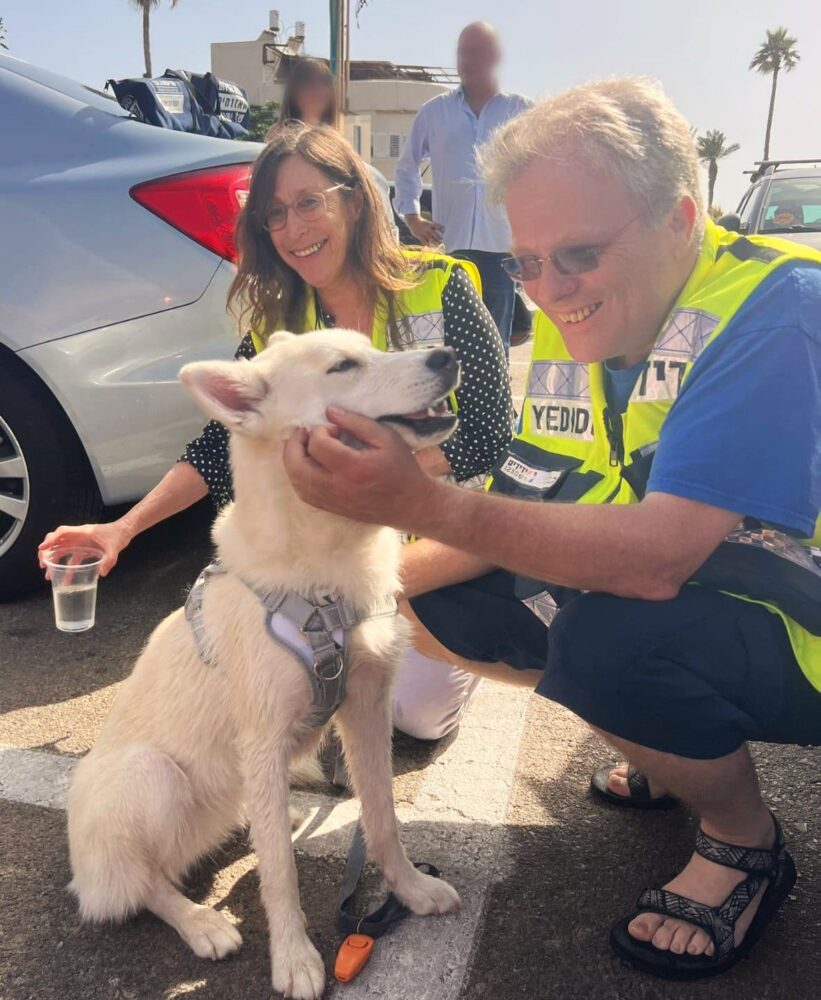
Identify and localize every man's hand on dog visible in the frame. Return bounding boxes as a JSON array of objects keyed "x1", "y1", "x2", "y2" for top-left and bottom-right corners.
[{"x1": 284, "y1": 406, "x2": 439, "y2": 529}]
